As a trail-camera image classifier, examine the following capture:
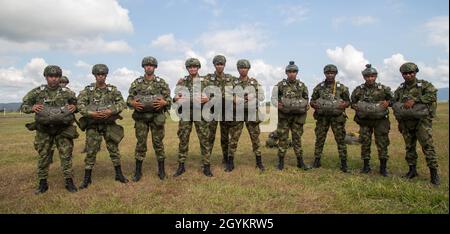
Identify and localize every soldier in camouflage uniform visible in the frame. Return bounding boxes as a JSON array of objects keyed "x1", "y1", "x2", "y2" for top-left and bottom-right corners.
[
  {"x1": 226, "y1": 59, "x2": 265, "y2": 172},
  {"x1": 173, "y1": 58, "x2": 214, "y2": 177},
  {"x1": 128, "y1": 56, "x2": 171, "y2": 181},
  {"x1": 351, "y1": 64, "x2": 393, "y2": 176},
  {"x1": 205, "y1": 55, "x2": 235, "y2": 164},
  {"x1": 394, "y1": 62, "x2": 440, "y2": 185},
  {"x1": 21, "y1": 65, "x2": 78, "y2": 194},
  {"x1": 271, "y1": 61, "x2": 311, "y2": 171},
  {"x1": 48, "y1": 75, "x2": 73, "y2": 164},
  {"x1": 77, "y1": 64, "x2": 128, "y2": 189},
  {"x1": 310, "y1": 64, "x2": 350, "y2": 172}
]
